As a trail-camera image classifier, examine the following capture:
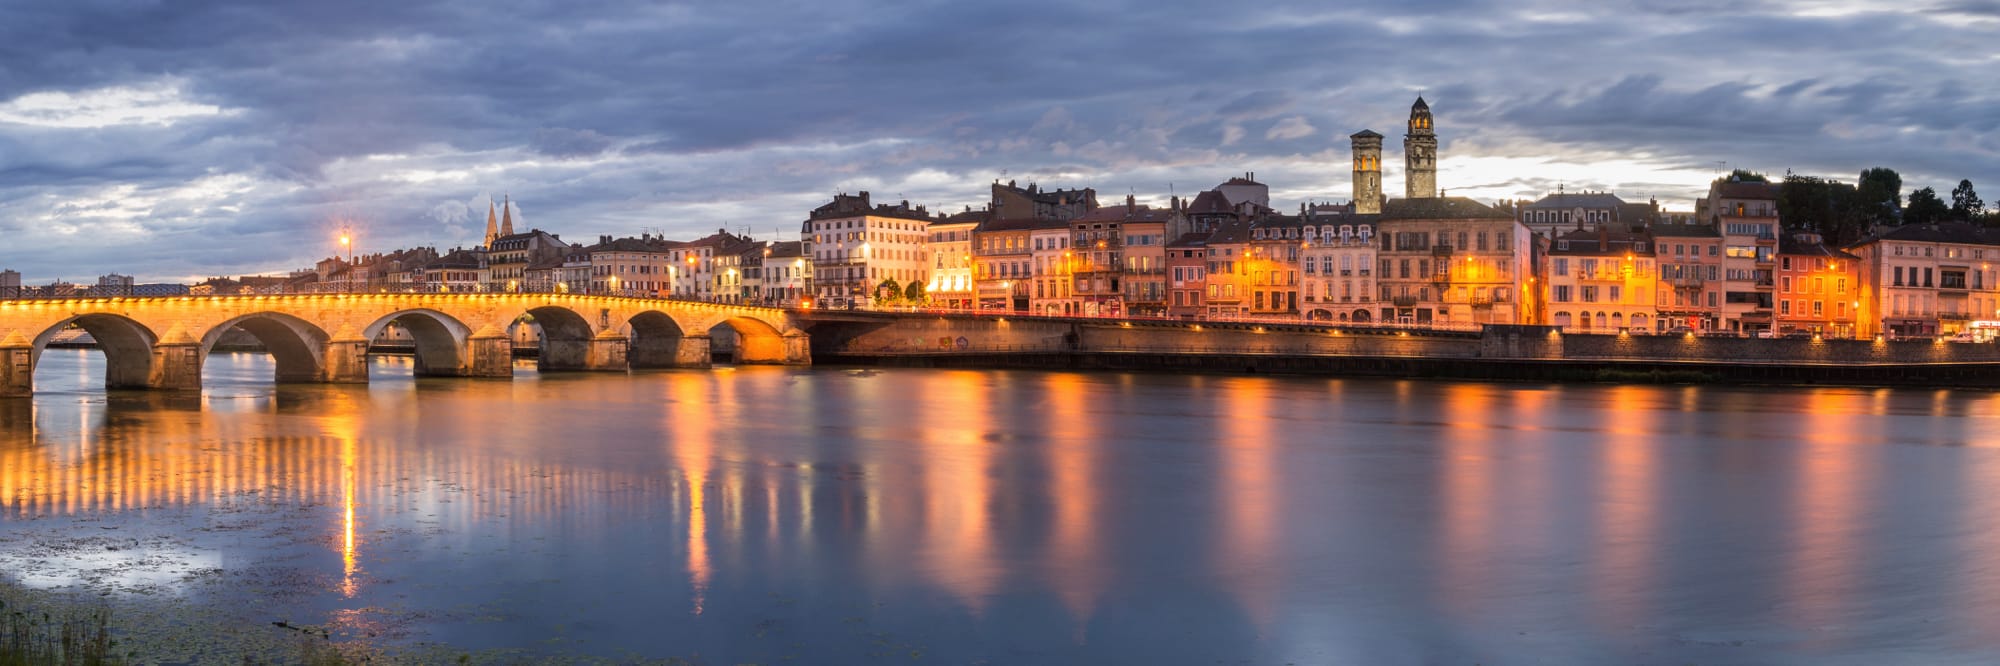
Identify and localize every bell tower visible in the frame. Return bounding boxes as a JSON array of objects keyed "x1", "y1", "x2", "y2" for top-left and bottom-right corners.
[
  {"x1": 1404, "y1": 96, "x2": 1437, "y2": 199},
  {"x1": 1349, "y1": 130, "x2": 1383, "y2": 214}
]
